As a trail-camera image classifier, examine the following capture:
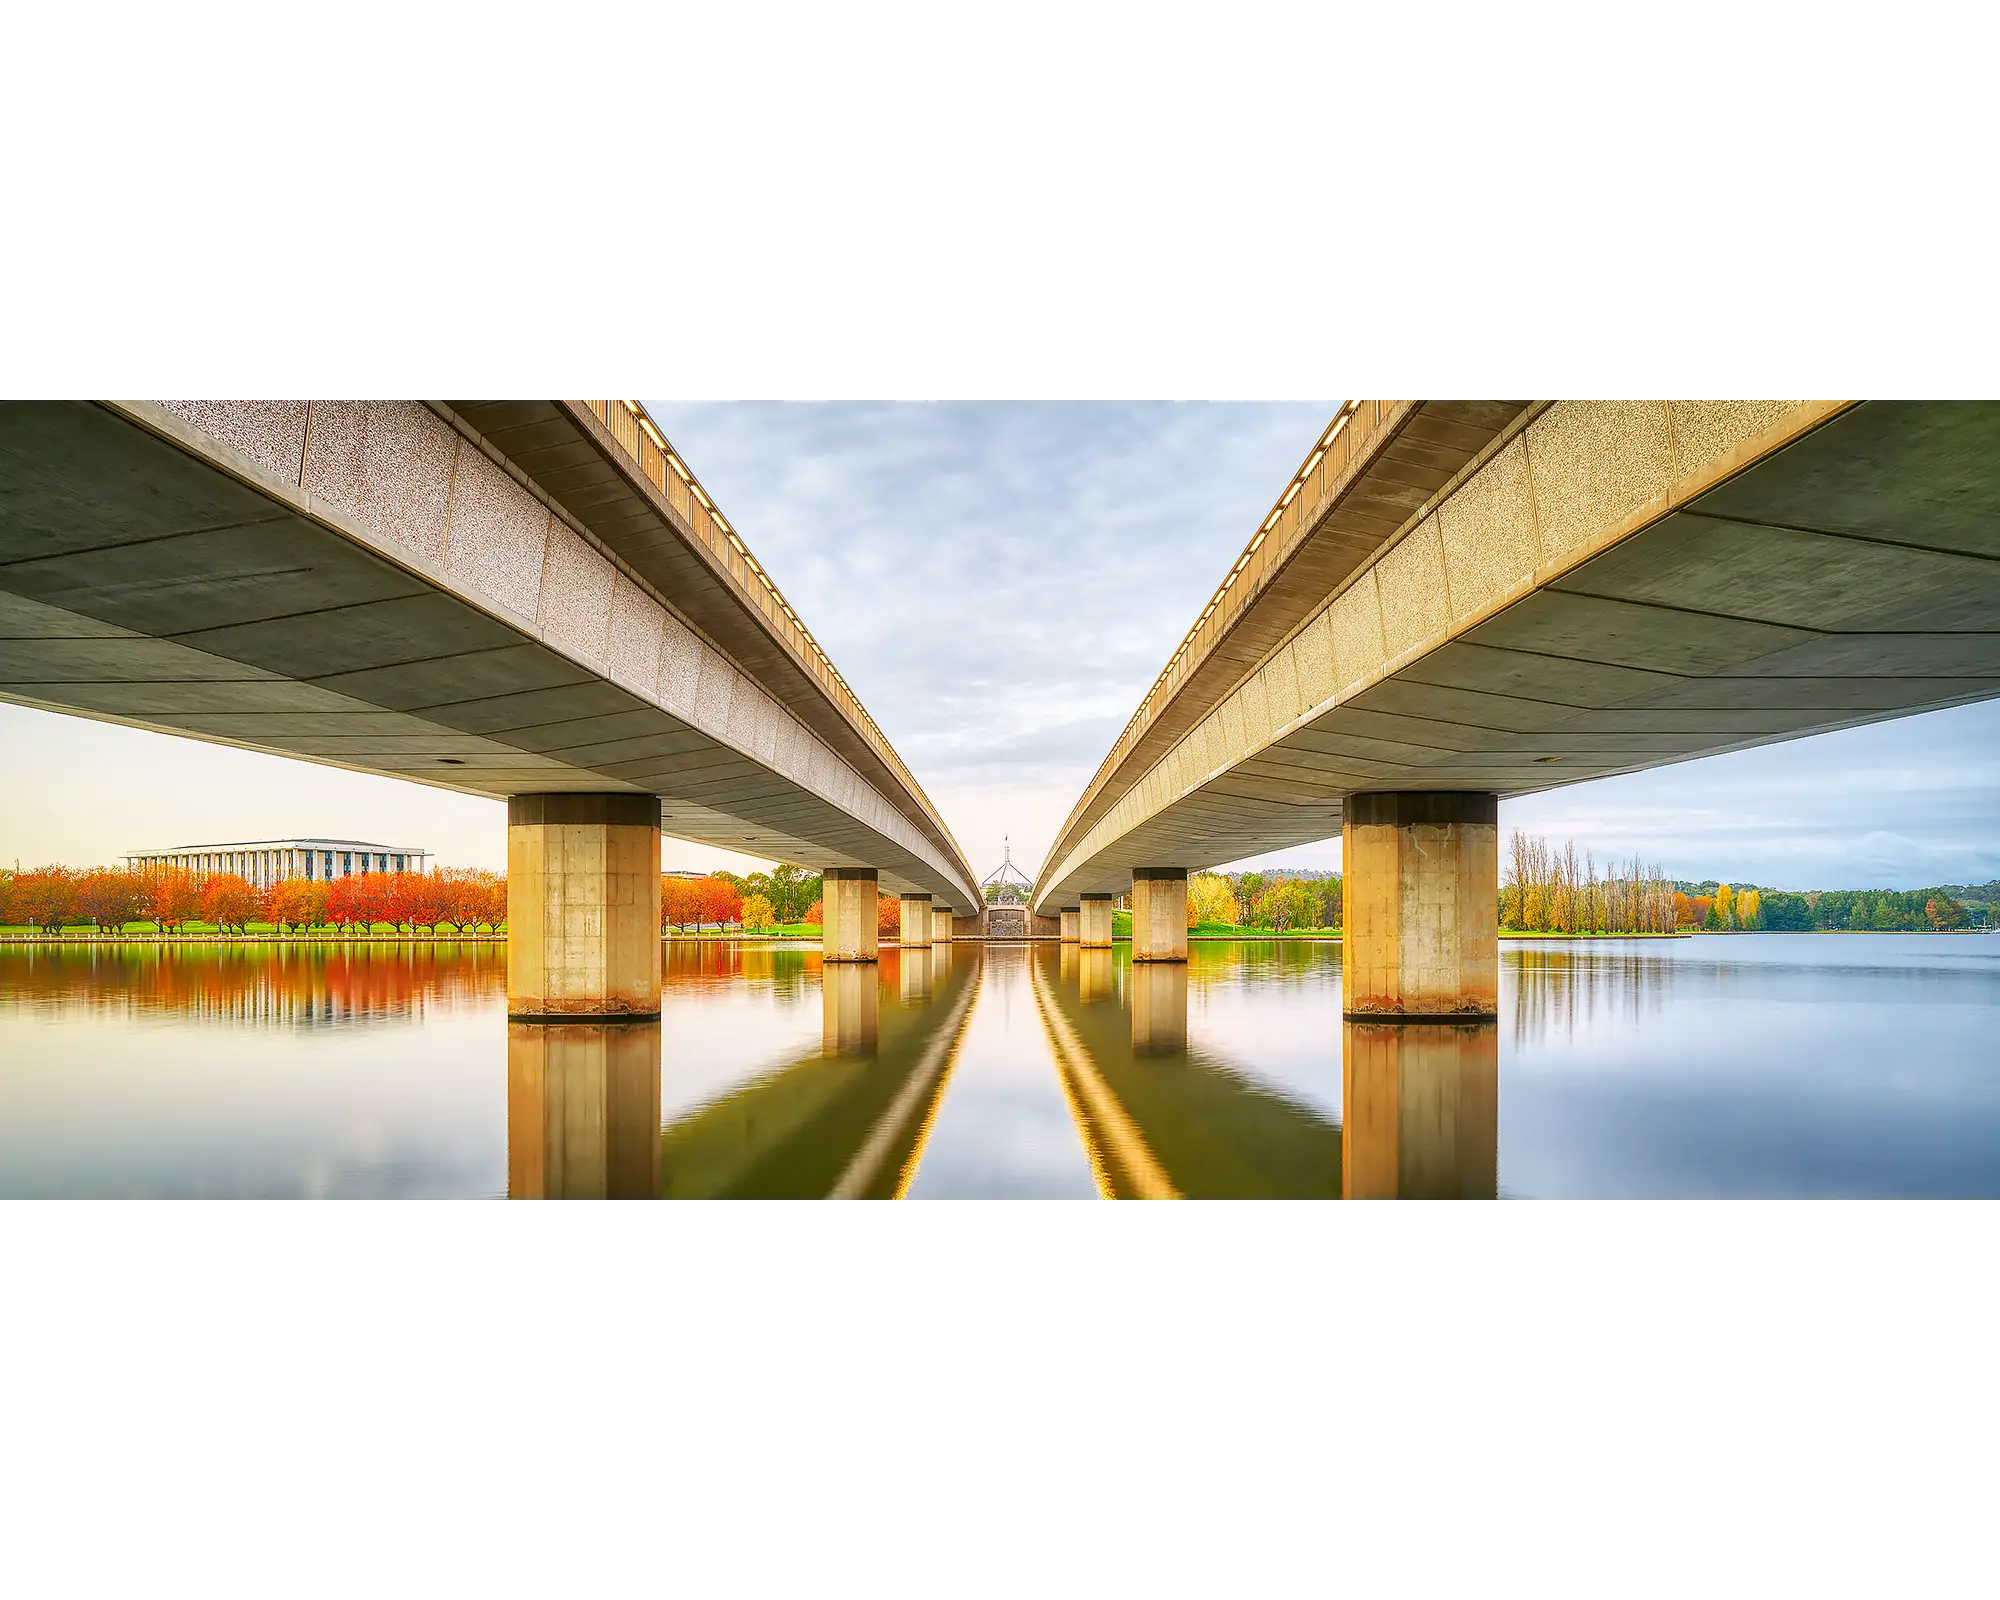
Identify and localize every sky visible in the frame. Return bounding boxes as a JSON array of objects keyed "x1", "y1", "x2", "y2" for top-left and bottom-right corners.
[{"x1": 4, "y1": 402, "x2": 1997, "y2": 892}]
